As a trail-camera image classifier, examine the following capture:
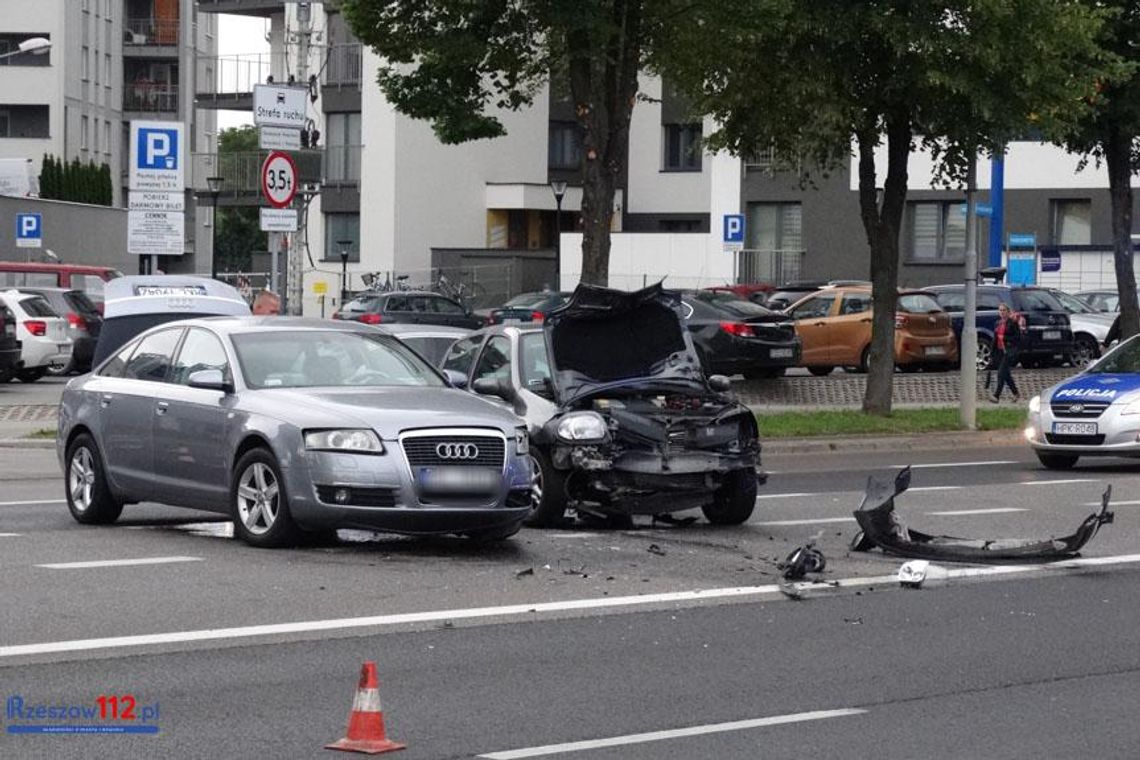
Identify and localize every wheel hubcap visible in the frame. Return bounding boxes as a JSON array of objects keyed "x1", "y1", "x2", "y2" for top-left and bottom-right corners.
[
  {"x1": 976, "y1": 344, "x2": 991, "y2": 371},
  {"x1": 528, "y1": 455, "x2": 543, "y2": 513},
  {"x1": 68, "y1": 447, "x2": 95, "y2": 512},
  {"x1": 236, "y1": 462, "x2": 279, "y2": 536},
  {"x1": 1075, "y1": 342, "x2": 1095, "y2": 368}
]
